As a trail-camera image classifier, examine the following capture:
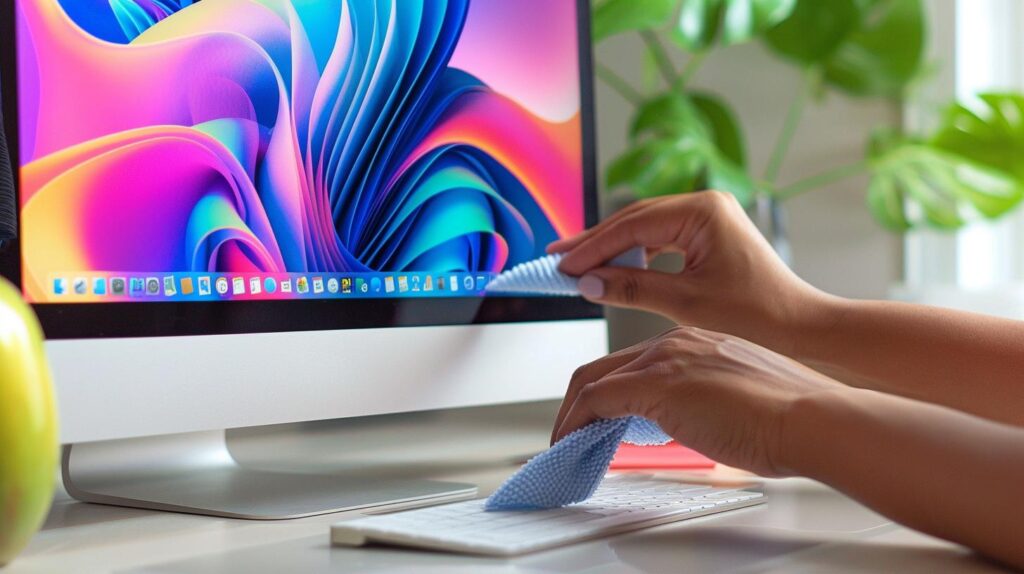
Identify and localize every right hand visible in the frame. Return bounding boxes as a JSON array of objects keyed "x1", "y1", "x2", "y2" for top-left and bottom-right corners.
[
  {"x1": 549, "y1": 191, "x2": 833, "y2": 356},
  {"x1": 550, "y1": 326, "x2": 850, "y2": 477}
]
